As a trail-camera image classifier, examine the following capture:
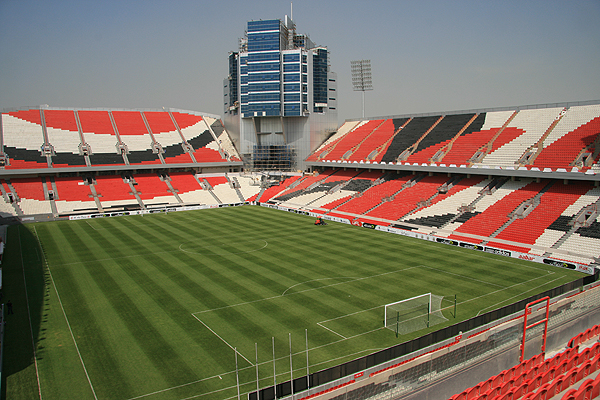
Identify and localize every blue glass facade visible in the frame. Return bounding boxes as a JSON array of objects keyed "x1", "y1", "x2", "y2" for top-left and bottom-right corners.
[
  {"x1": 239, "y1": 19, "x2": 284, "y2": 117},
  {"x1": 223, "y1": 14, "x2": 338, "y2": 171},
  {"x1": 228, "y1": 16, "x2": 336, "y2": 120}
]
